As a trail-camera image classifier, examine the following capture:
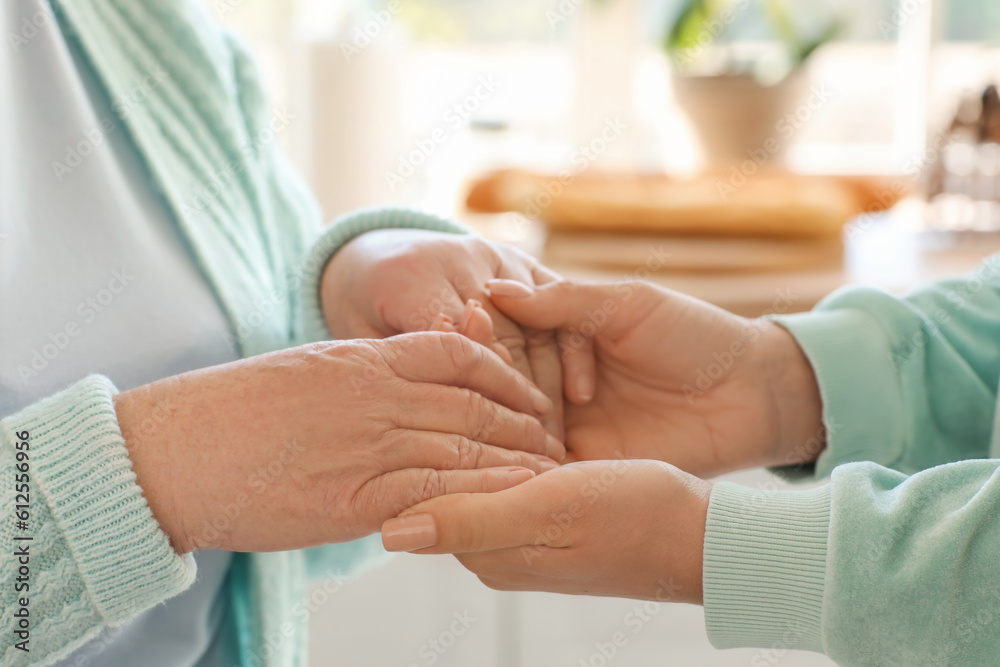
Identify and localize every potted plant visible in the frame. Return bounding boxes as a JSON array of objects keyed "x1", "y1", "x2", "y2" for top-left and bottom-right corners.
[{"x1": 665, "y1": 0, "x2": 844, "y2": 164}]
